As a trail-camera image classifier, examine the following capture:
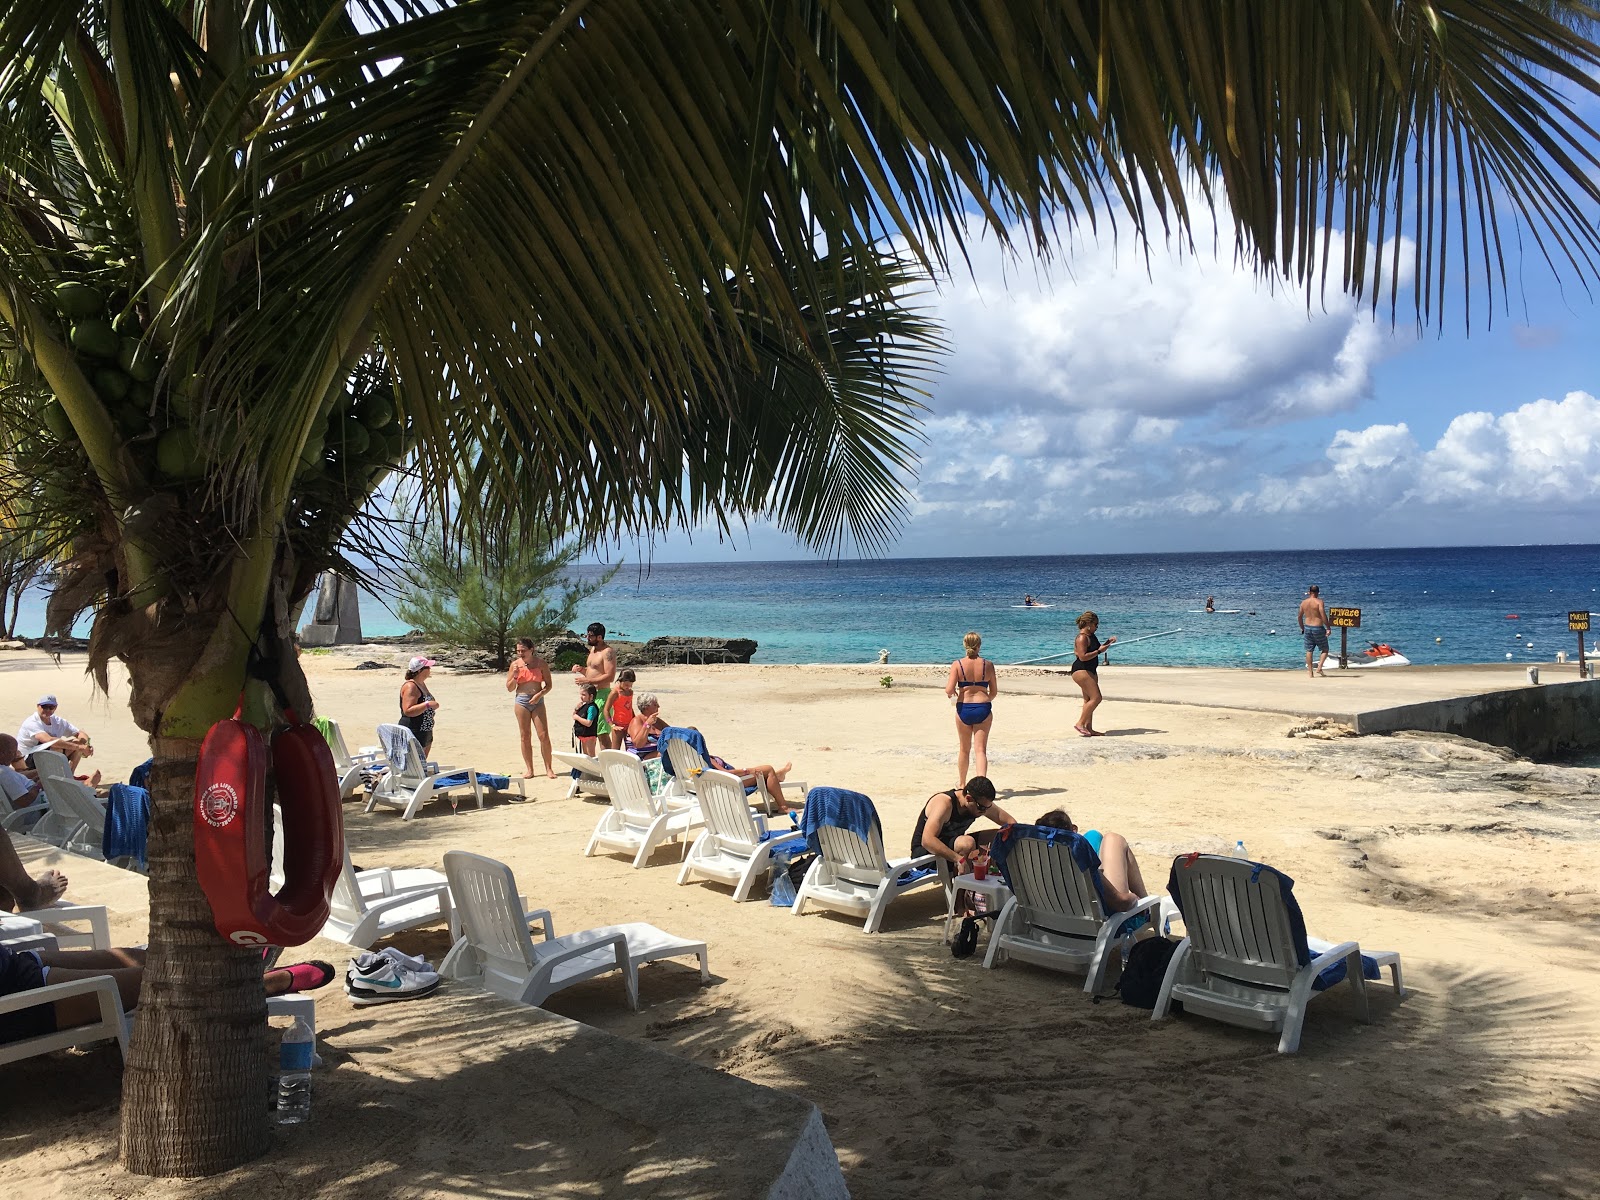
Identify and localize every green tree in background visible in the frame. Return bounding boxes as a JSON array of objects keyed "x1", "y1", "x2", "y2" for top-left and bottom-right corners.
[
  {"x1": 396, "y1": 523, "x2": 610, "y2": 670},
  {"x1": 4, "y1": 0, "x2": 1600, "y2": 1179}
]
